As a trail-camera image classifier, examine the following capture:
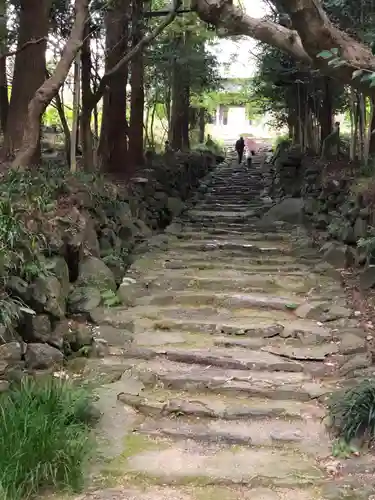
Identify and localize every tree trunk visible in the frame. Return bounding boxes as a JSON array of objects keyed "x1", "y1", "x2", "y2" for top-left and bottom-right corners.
[
  {"x1": 319, "y1": 76, "x2": 333, "y2": 147},
  {"x1": 70, "y1": 52, "x2": 81, "y2": 173},
  {"x1": 181, "y1": 85, "x2": 190, "y2": 150},
  {"x1": 0, "y1": 0, "x2": 8, "y2": 134},
  {"x1": 11, "y1": 0, "x2": 88, "y2": 170},
  {"x1": 198, "y1": 107, "x2": 205, "y2": 143},
  {"x1": 98, "y1": 0, "x2": 130, "y2": 174},
  {"x1": 53, "y1": 90, "x2": 71, "y2": 164},
  {"x1": 81, "y1": 24, "x2": 94, "y2": 171},
  {"x1": 369, "y1": 97, "x2": 375, "y2": 156},
  {"x1": 4, "y1": 0, "x2": 51, "y2": 163},
  {"x1": 170, "y1": 37, "x2": 183, "y2": 150},
  {"x1": 129, "y1": 0, "x2": 145, "y2": 168}
]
